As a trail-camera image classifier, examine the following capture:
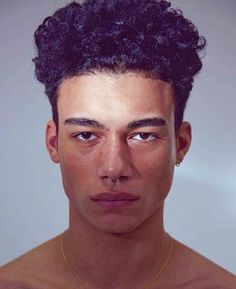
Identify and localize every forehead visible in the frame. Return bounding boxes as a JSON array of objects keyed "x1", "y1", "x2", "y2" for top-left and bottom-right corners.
[{"x1": 57, "y1": 72, "x2": 175, "y2": 126}]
